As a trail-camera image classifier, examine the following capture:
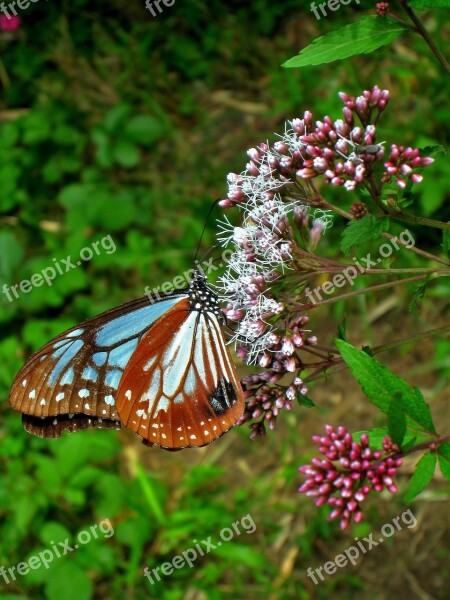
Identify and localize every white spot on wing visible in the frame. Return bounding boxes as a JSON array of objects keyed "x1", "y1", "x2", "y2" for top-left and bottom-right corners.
[
  {"x1": 105, "y1": 395, "x2": 115, "y2": 406},
  {"x1": 78, "y1": 389, "x2": 89, "y2": 398},
  {"x1": 29, "y1": 389, "x2": 36, "y2": 399},
  {"x1": 56, "y1": 392, "x2": 65, "y2": 402}
]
